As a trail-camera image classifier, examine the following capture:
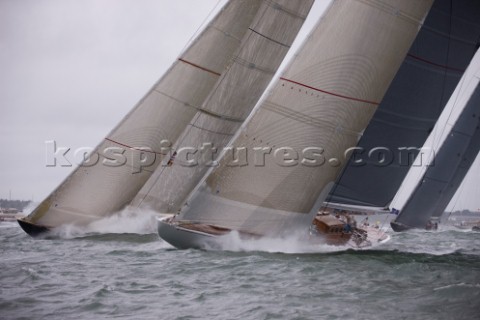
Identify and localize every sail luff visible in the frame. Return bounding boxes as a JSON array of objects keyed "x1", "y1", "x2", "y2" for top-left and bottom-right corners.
[
  {"x1": 19, "y1": 0, "x2": 263, "y2": 231},
  {"x1": 131, "y1": 0, "x2": 315, "y2": 214},
  {"x1": 176, "y1": 0, "x2": 434, "y2": 236},
  {"x1": 391, "y1": 49, "x2": 480, "y2": 230}
]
